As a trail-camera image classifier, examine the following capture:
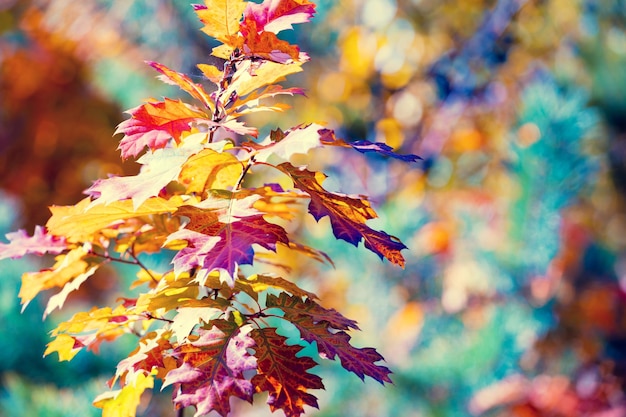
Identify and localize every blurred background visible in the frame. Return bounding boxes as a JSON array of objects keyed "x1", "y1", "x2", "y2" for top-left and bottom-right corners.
[{"x1": 1, "y1": 0, "x2": 626, "y2": 416}]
